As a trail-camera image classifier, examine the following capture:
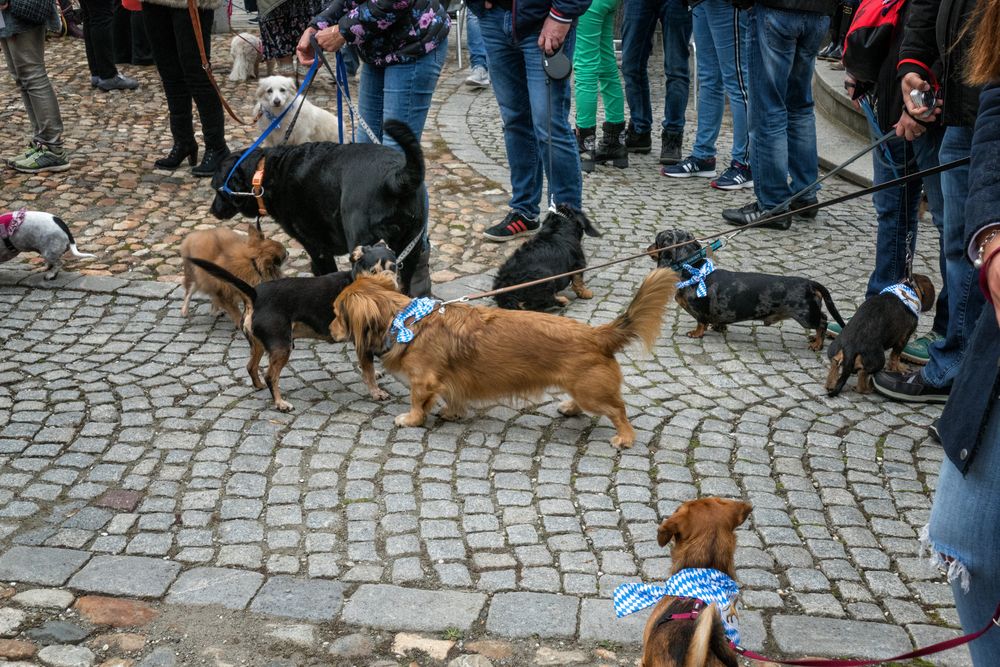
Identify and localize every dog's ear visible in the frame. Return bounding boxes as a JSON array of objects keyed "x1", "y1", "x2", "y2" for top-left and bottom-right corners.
[
  {"x1": 349, "y1": 246, "x2": 365, "y2": 264},
  {"x1": 725, "y1": 500, "x2": 753, "y2": 530},
  {"x1": 657, "y1": 504, "x2": 689, "y2": 547},
  {"x1": 576, "y1": 211, "x2": 602, "y2": 238},
  {"x1": 911, "y1": 274, "x2": 936, "y2": 312},
  {"x1": 247, "y1": 221, "x2": 264, "y2": 240},
  {"x1": 375, "y1": 239, "x2": 389, "y2": 248}
]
